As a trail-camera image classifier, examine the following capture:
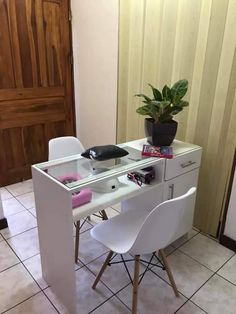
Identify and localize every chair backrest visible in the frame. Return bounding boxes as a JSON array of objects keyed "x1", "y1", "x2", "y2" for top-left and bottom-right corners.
[
  {"x1": 48, "y1": 136, "x2": 85, "y2": 160},
  {"x1": 48, "y1": 136, "x2": 92, "y2": 177},
  {"x1": 129, "y1": 187, "x2": 196, "y2": 255}
]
